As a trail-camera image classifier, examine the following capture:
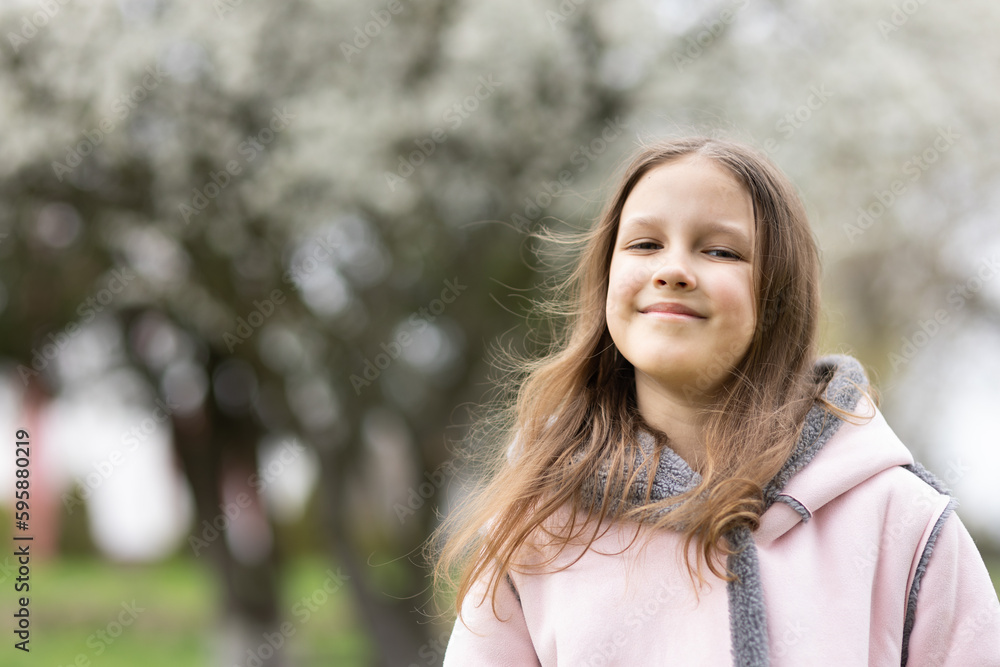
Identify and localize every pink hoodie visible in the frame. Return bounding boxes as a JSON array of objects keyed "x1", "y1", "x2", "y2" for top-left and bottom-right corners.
[{"x1": 443, "y1": 357, "x2": 1000, "y2": 665}]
